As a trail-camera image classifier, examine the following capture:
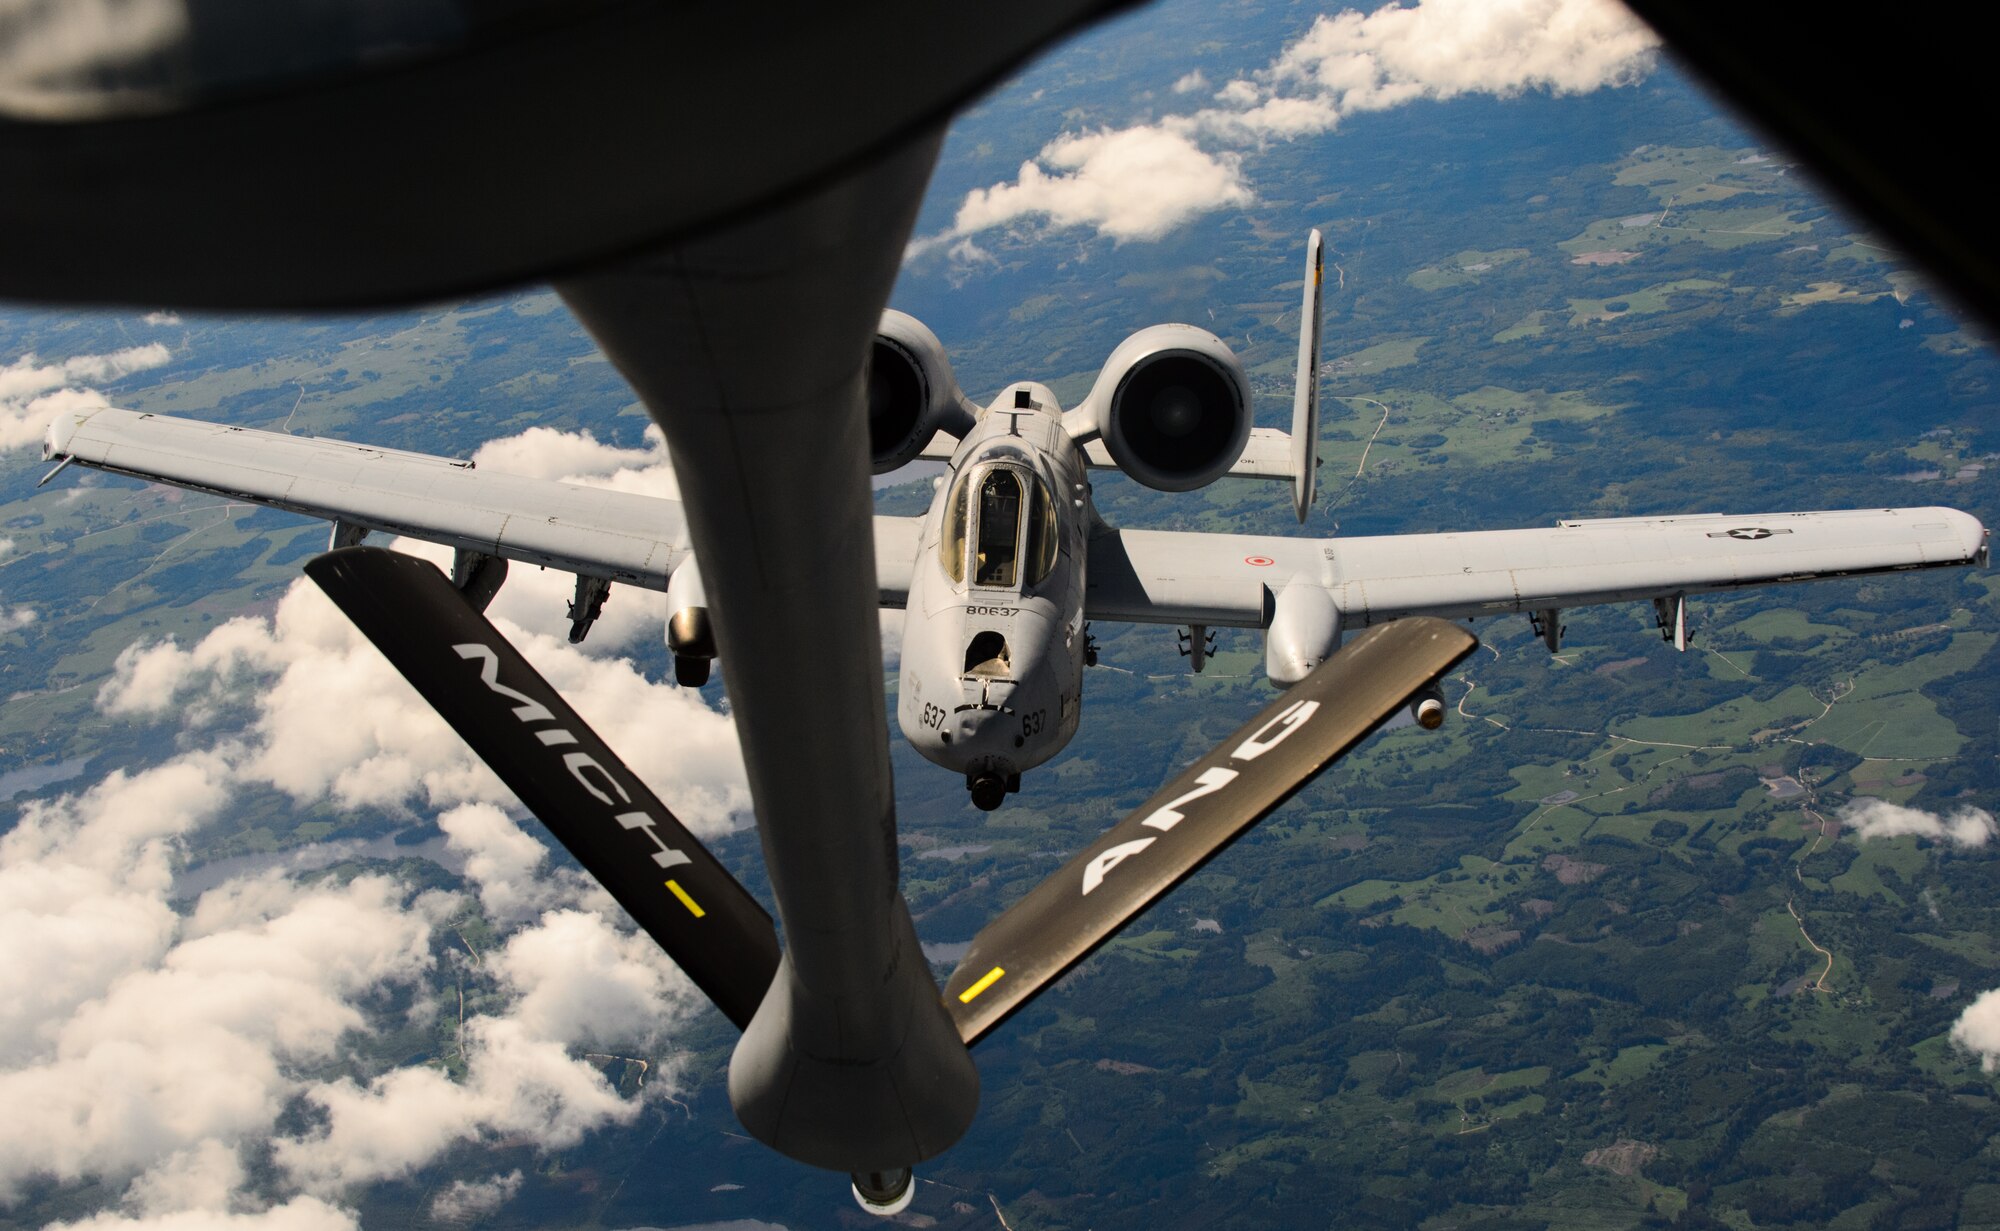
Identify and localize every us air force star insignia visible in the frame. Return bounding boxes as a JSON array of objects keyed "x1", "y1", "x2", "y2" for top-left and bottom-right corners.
[{"x1": 1708, "y1": 527, "x2": 1791, "y2": 540}]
